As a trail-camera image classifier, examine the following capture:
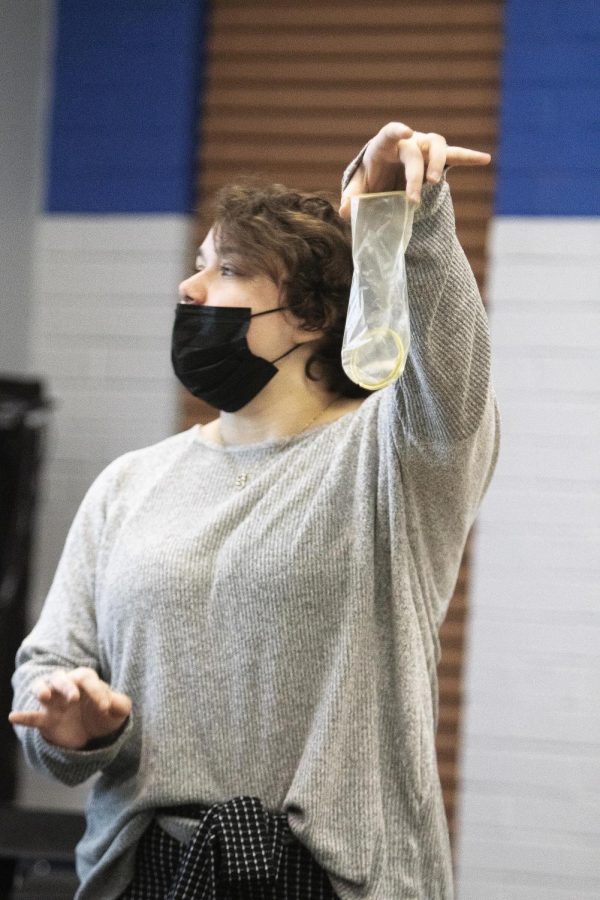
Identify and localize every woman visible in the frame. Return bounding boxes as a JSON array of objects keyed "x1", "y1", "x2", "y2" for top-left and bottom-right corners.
[{"x1": 10, "y1": 122, "x2": 499, "y2": 899}]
